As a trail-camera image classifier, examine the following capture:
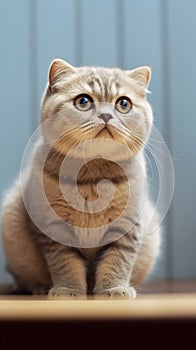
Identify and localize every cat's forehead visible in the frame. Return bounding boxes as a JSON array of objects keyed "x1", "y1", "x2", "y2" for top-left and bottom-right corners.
[{"x1": 75, "y1": 66, "x2": 132, "y2": 101}]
